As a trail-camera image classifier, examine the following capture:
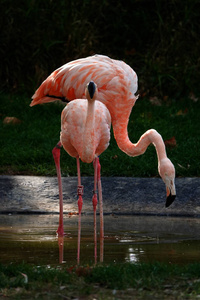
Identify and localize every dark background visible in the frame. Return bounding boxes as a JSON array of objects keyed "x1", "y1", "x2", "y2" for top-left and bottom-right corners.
[{"x1": 1, "y1": 0, "x2": 199, "y2": 99}]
